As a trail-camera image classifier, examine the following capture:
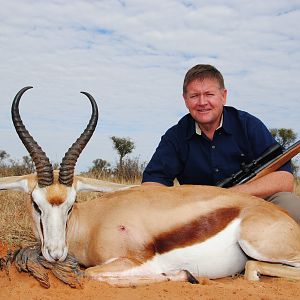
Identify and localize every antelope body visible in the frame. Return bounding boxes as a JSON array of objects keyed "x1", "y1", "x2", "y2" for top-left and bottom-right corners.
[{"x1": 1, "y1": 87, "x2": 300, "y2": 286}]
